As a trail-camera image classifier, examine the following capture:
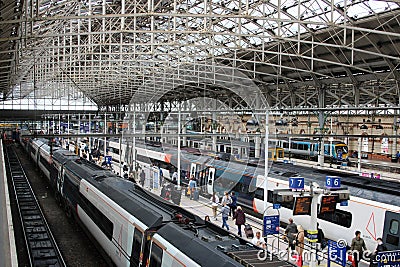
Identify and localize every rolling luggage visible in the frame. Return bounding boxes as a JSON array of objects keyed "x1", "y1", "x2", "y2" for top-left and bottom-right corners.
[
  {"x1": 245, "y1": 224, "x2": 254, "y2": 239},
  {"x1": 193, "y1": 189, "x2": 200, "y2": 201}
]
